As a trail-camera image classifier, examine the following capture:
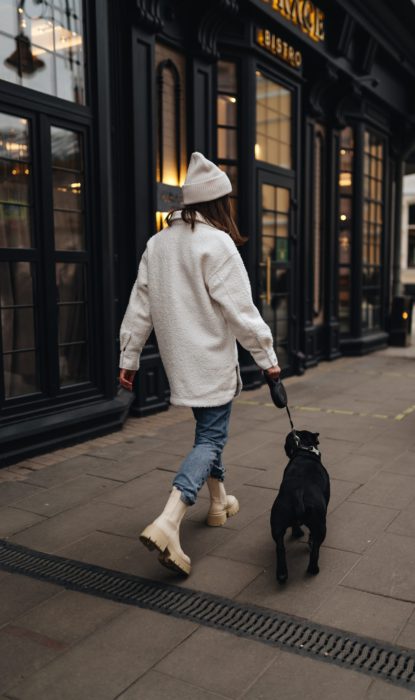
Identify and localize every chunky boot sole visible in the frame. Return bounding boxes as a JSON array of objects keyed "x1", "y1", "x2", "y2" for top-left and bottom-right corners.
[
  {"x1": 206, "y1": 498, "x2": 240, "y2": 527},
  {"x1": 158, "y1": 549, "x2": 191, "y2": 576},
  {"x1": 139, "y1": 524, "x2": 191, "y2": 576}
]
